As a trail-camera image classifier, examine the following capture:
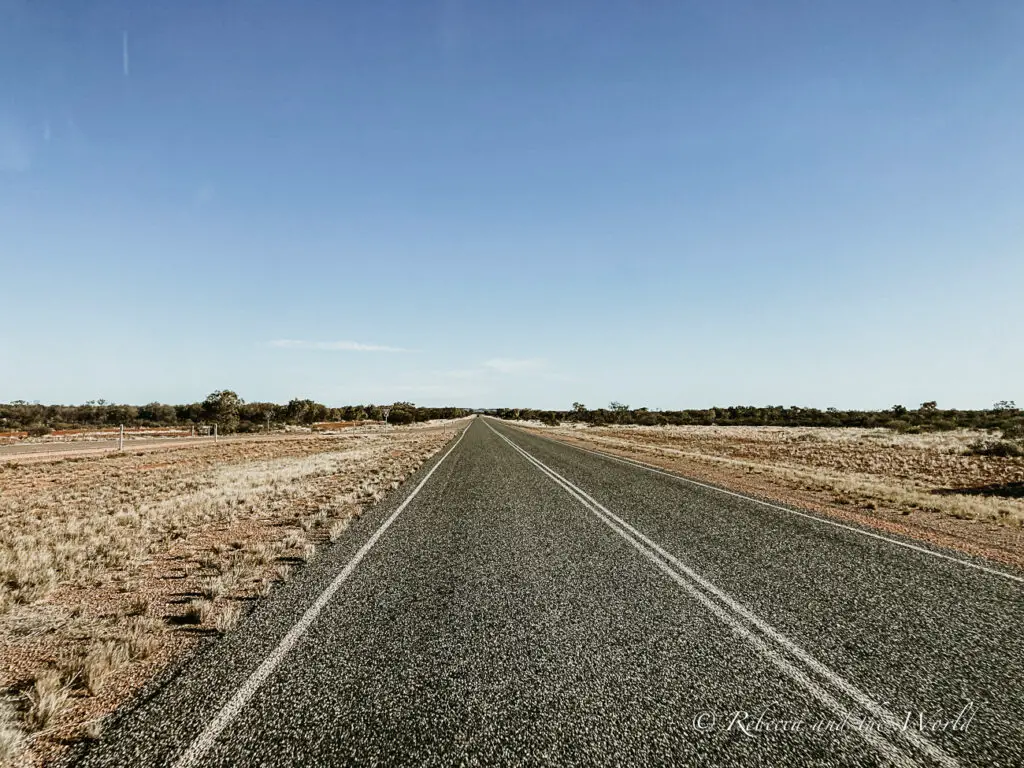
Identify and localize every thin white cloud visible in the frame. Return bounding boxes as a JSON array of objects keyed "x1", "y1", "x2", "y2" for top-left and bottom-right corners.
[
  {"x1": 270, "y1": 339, "x2": 408, "y2": 352},
  {"x1": 482, "y1": 358, "x2": 546, "y2": 374}
]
